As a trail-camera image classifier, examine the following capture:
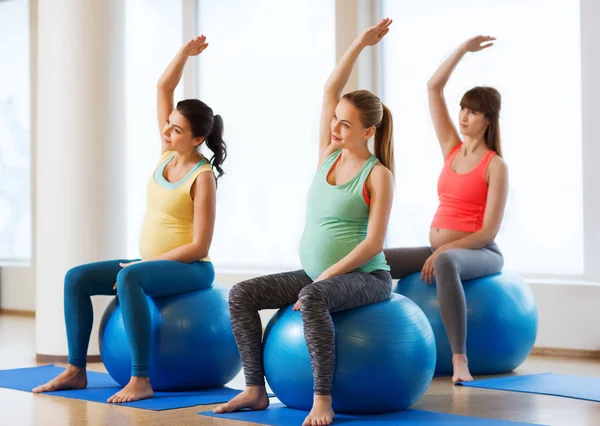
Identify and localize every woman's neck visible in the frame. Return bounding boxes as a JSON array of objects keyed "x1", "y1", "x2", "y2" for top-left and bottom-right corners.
[
  {"x1": 461, "y1": 135, "x2": 486, "y2": 154},
  {"x1": 172, "y1": 149, "x2": 203, "y2": 166},
  {"x1": 341, "y1": 144, "x2": 372, "y2": 164}
]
